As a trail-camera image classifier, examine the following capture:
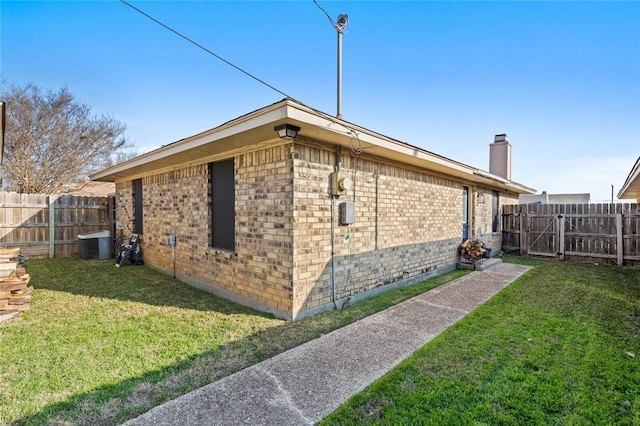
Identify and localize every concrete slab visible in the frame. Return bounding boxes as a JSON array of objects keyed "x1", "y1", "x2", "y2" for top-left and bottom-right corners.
[
  {"x1": 123, "y1": 263, "x2": 531, "y2": 426},
  {"x1": 475, "y1": 257, "x2": 503, "y2": 271},
  {"x1": 258, "y1": 300, "x2": 469, "y2": 423}
]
